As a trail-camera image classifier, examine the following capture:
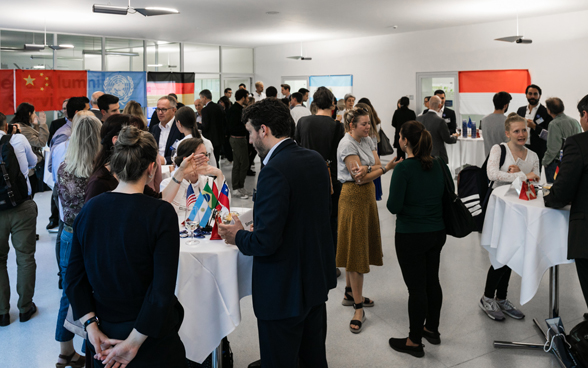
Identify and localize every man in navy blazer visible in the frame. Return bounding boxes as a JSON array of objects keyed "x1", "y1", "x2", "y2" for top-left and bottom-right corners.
[
  {"x1": 218, "y1": 98, "x2": 336, "y2": 368},
  {"x1": 149, "y1": 96, "x2": 184, "y2": 164}
]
